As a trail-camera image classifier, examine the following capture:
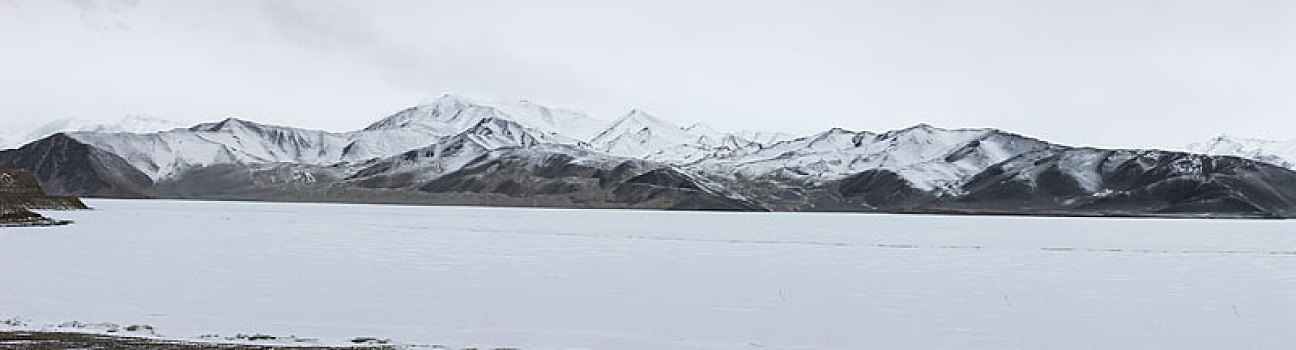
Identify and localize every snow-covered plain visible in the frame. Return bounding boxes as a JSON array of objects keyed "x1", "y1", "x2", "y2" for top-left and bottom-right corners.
[{"x1": 3, "y1": 199, "x2": 1296, "y2": 349}]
